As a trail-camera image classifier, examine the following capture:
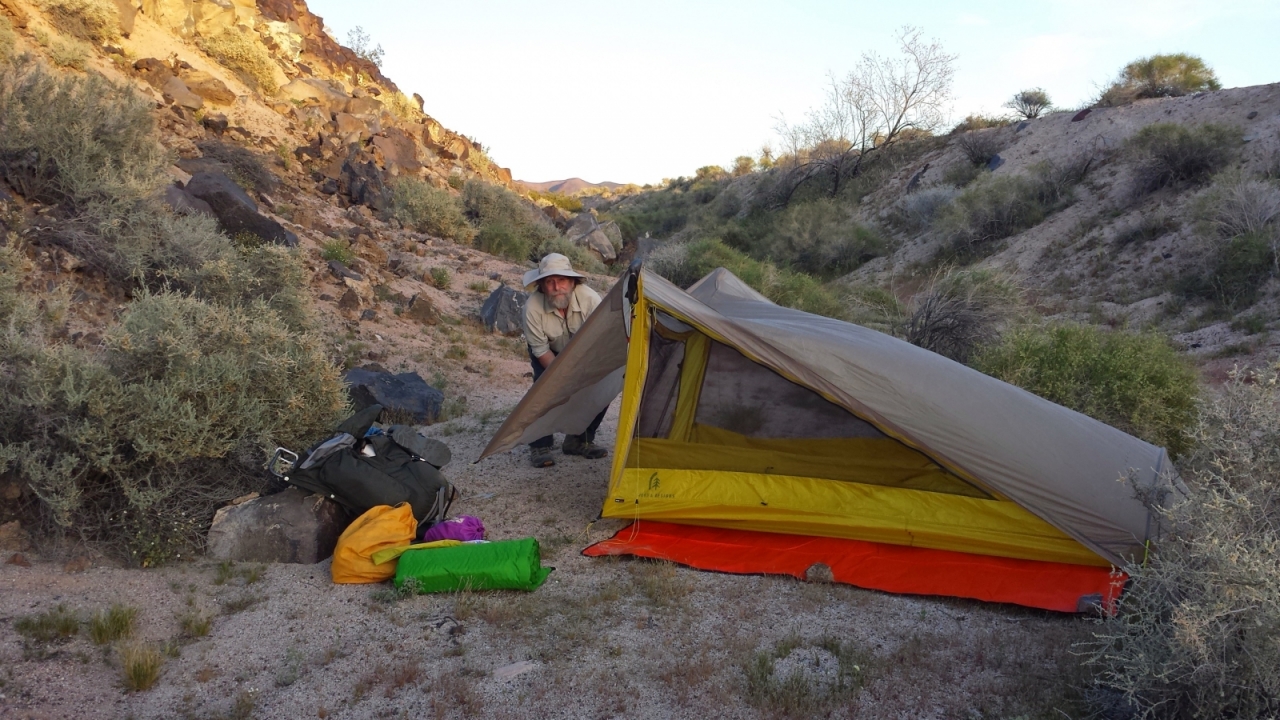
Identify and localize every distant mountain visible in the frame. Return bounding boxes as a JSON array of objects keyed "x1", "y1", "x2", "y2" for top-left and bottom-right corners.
[{"x1": 517, "y1": 178, "x2": 625, "y2": 195}]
